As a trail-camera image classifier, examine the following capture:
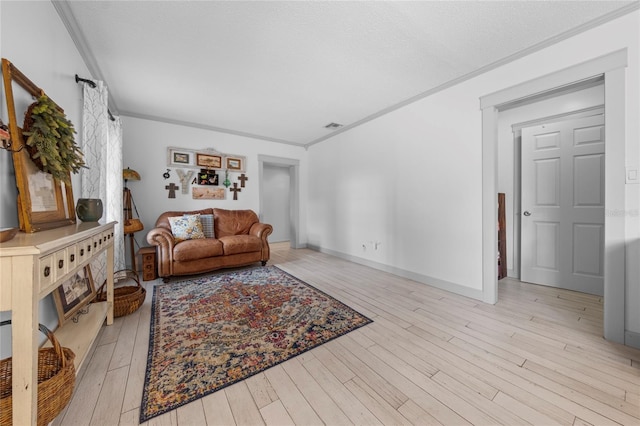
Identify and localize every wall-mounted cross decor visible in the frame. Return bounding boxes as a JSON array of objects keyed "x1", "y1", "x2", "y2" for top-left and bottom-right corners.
[
  {"x1": 165, "y1": 182, "x2": 179, "y2": 199},
  {"x1": 237, "y1": 173, "x2": 248, "y2": 188},
  {"x1": 176, "y1": 169, "x2": 194, "y2": 194},
  {"x1": 230, "y1": 182, "x2": 241, "y2": 200}
]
